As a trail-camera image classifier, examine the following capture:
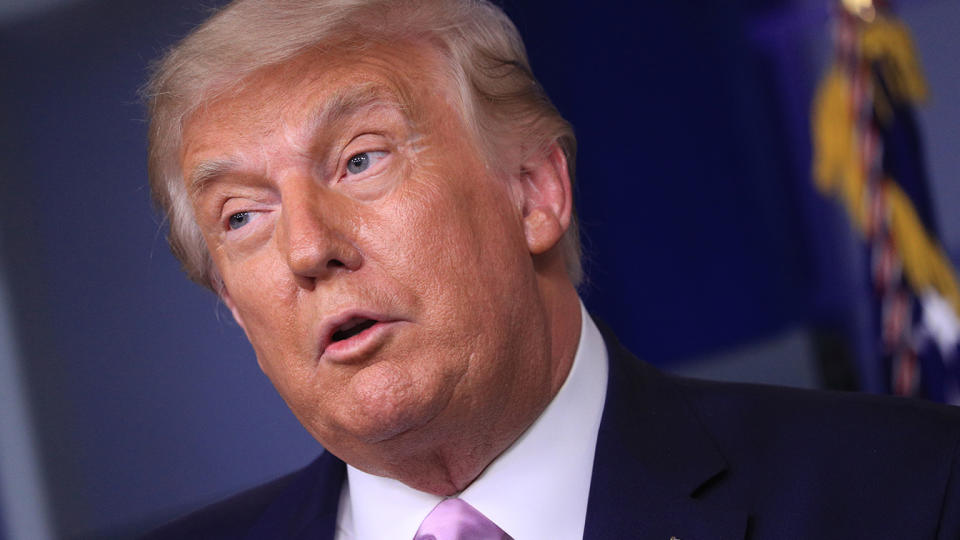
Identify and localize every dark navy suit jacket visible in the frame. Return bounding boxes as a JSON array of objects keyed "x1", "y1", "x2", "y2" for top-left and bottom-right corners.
[{"x1": 147, "y1": 324, "x2": 960, "y2": 539}]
